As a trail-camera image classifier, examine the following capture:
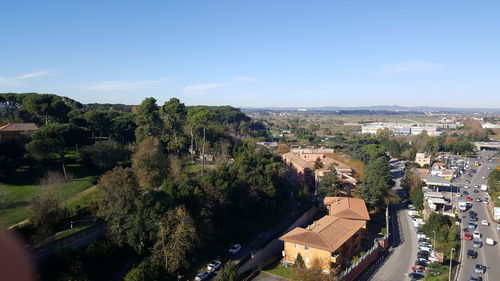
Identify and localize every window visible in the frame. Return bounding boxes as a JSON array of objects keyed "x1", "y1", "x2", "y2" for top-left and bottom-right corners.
[
  {"x1": 294, "y1": 244, "x2": 299, "y2": 249},
  {"x1": 304, "y1": 246, "x2": 309, "y2": 251}
]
